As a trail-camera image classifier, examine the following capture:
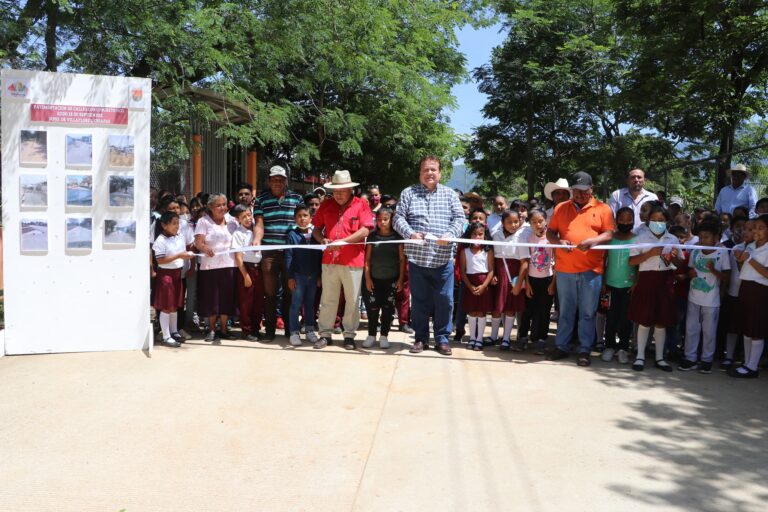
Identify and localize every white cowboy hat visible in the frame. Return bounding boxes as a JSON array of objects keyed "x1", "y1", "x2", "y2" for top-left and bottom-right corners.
[
  {"x1": 544, "y1": 178, "x2": 571, "y2": 200},
  {"x1": 727, "y1": 163, "x2": 748, "y2": 175},
  {"x1": 324, "y1": 170, "x2": 359, "y2": 189}
]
